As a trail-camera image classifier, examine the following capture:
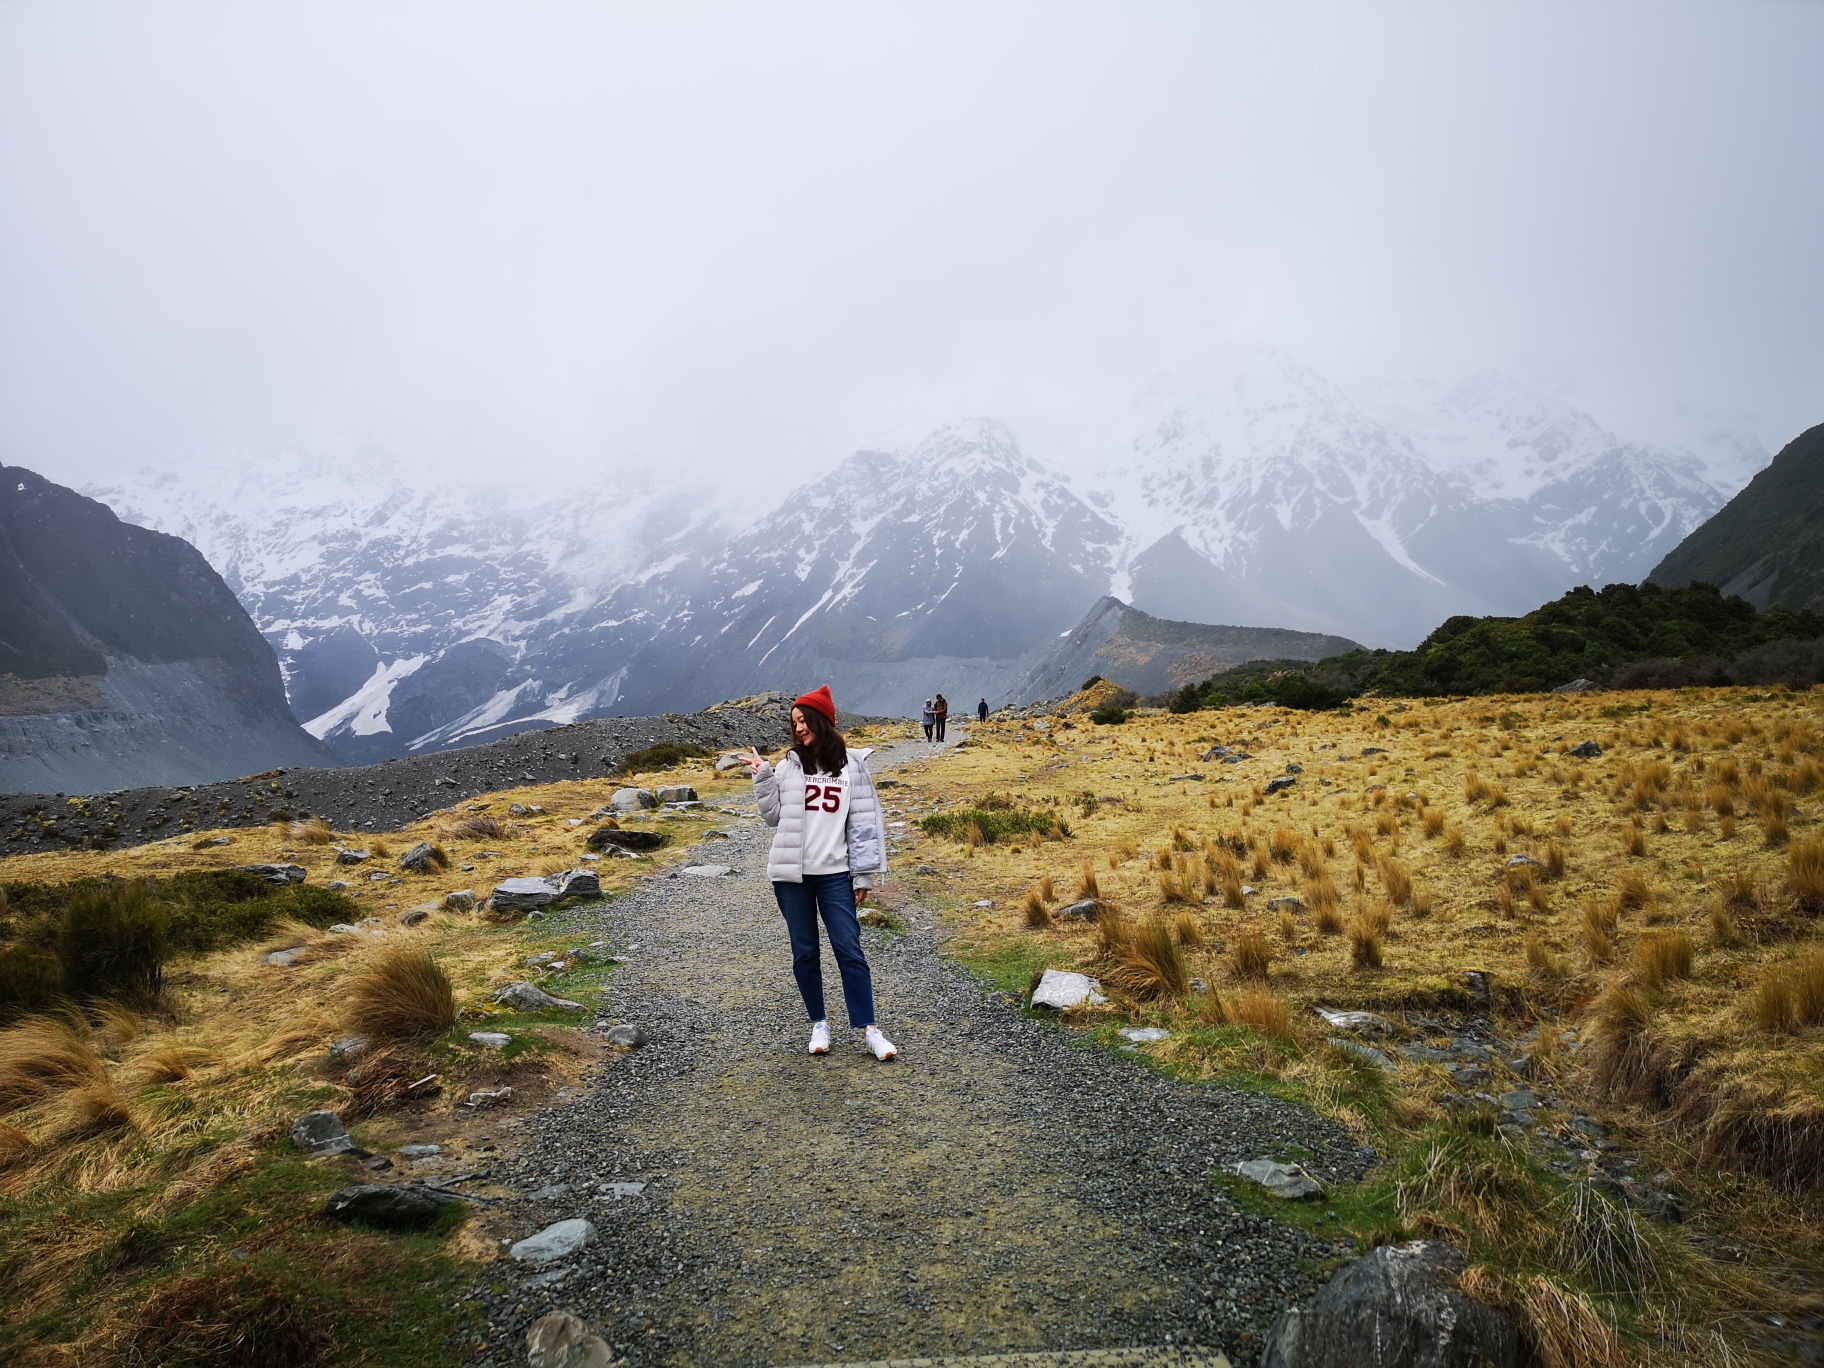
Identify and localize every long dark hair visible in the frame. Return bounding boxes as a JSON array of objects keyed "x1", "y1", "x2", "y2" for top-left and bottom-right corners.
[{"x1": 791, "y1": 705, "x2": 848, "y2": 776}]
